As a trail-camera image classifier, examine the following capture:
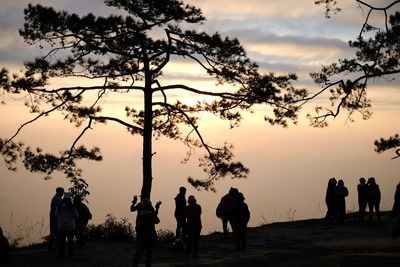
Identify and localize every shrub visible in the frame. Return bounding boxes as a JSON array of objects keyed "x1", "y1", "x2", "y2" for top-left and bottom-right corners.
[
  {"x1": 156, "y1": 229, "x2": 174, "y2": 242},
  {"x1": 87, "y1": 214, "x2": 135, "y2": 242}
]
